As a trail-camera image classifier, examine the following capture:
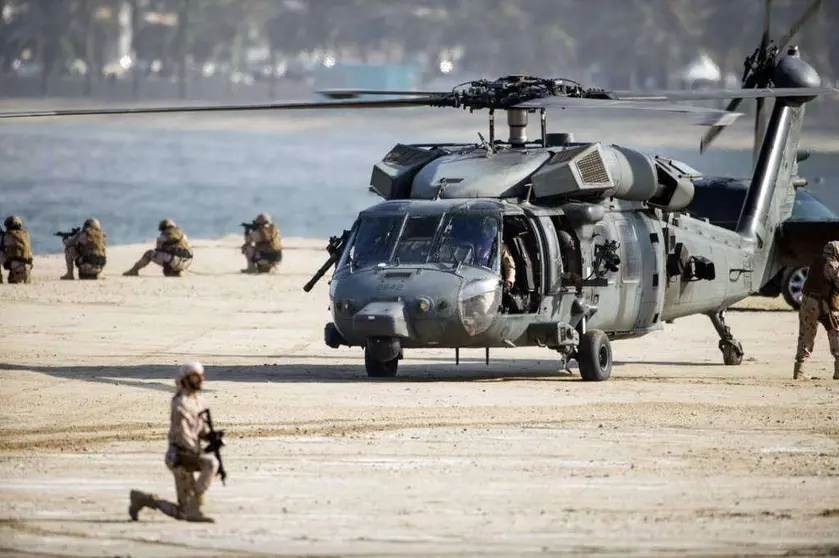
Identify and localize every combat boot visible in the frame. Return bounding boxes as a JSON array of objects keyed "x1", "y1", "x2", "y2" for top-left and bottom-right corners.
[
  {"x1": 240, "y1": 260, "x2": 258, "y2": 274},
  {"x1": 60, "y1": 272, "x2": 74, "y2": 280},
  {"x1": 793, "y1": 360, "x2": 811, "y2": 380},
  {"x1": 184, "y1": 492, "x2": 215, "y2": 523},
  {"x1": 128, "y1": 489, "x2": 157, "y2": 521},
  {"x1": 123, "y1": 266, "x2": 140, "y2": 277},
  {"x1": 833, "y1": 361, "x2": 839, "y2": 380}
]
